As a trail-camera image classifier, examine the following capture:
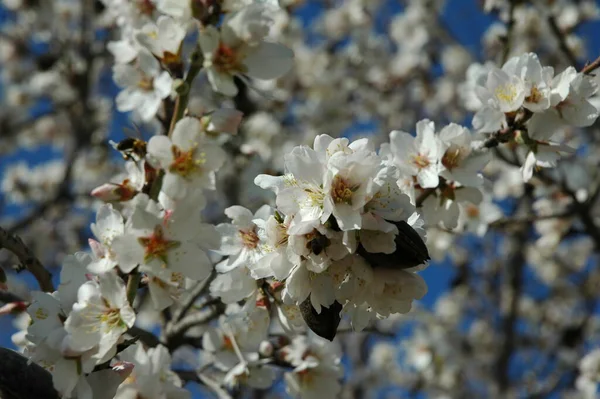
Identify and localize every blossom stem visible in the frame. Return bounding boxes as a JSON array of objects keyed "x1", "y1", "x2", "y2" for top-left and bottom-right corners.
[
  {"x1": 126, "y1": 270, "x2": 141, "y2": 306},
  {"x1": 168, "y1": 47, "x2": 204, "y2": 137},
  {"x1": 148, "y1": 170, "x2": 164, "y2": 201},
  {"x1": 581, "y1": 53, "x2": 600, "y2": 75},
  {"x1": 415, "y1": 188, "x2": 436, "y2": 207},
  {"x1": 500, "y1": 0, "x2": 516, "y2": 64},
  {"x1": 547, "y1": 14, "x2": 580, "y2": 69}
]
